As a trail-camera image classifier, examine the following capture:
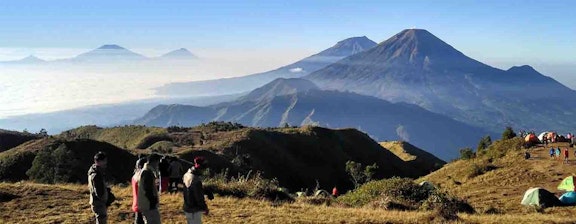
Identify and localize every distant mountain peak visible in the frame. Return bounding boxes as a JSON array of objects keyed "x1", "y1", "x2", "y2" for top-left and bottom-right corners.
[
  {"x1": 507, "y1": 65, "x2": 537, "y2": 73},
  {"x1": 345, "y1": 28, "x2": 482, "y2": 69},
  {"x1": 161, "y1": 48, "x2": 197, "y2": 59},
  {"x1": 19, "y1": 55, "x2": 45, "y2": 62},
  {"x1": 97, "y1": 44, "x2": 126, "y2": 50},
  {"x1": 73, "y1": 44, "x2": 146, "y2": 61},
  {"x1": 314, "y1": 36, "x2": 377, "y2": 57}
]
